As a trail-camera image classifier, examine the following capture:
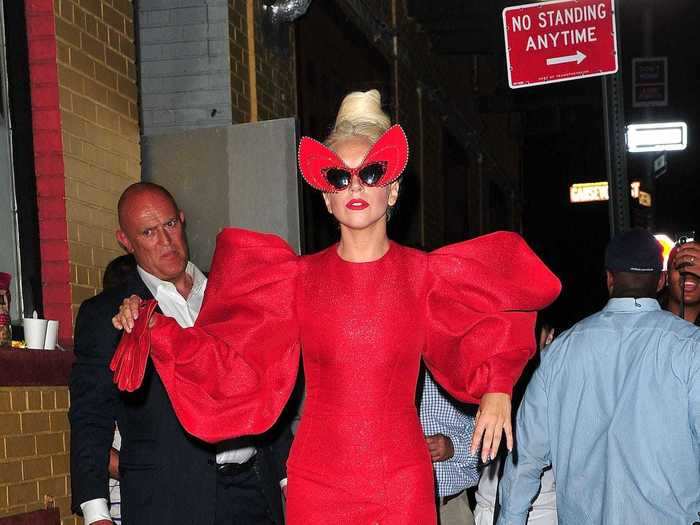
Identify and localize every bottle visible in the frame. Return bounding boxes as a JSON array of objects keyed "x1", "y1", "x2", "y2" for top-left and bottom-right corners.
[{"x1": 0, "y1": 273, "x2": 11, "y2": 346}]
